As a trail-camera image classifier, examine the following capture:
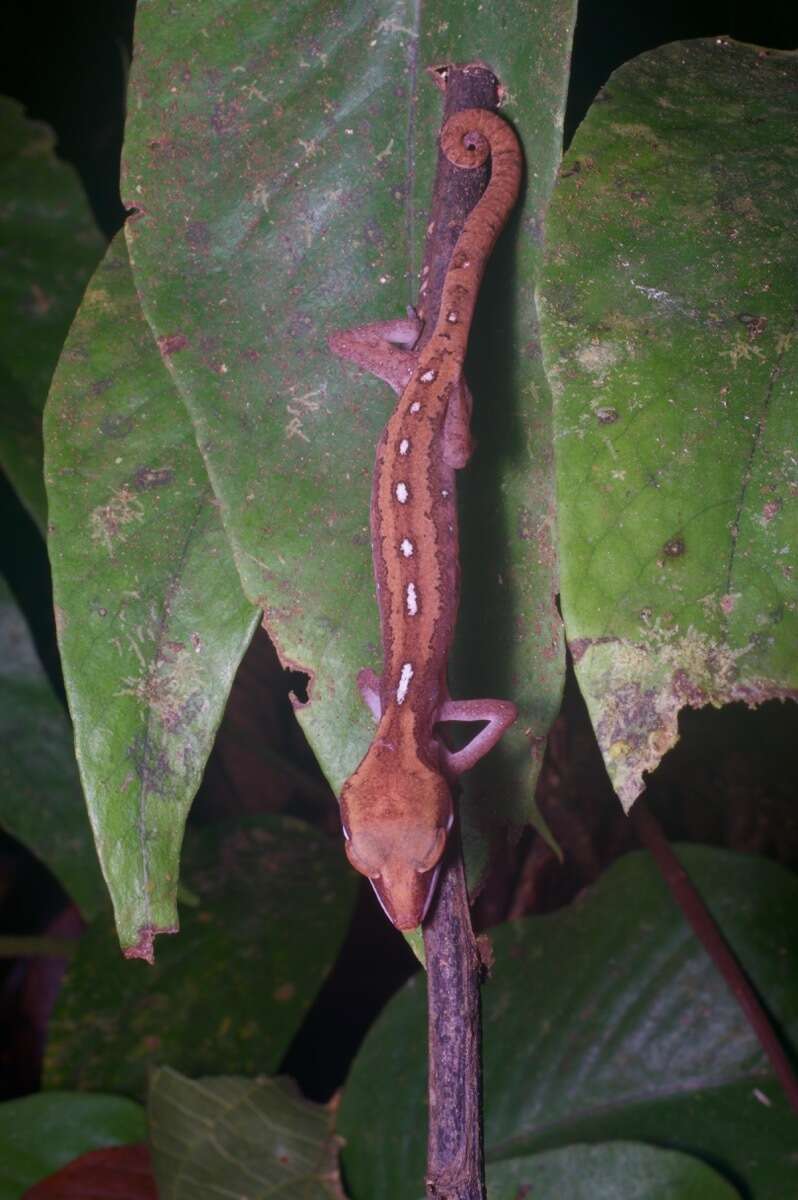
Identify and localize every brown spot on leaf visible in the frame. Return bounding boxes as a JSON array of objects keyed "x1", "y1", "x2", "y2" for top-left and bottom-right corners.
[
  {"x1": 738, "y1": 313, "x2": 768, "y2": 338},
  {"x1": 134, "y1": 466, "x2": 175, "y2": 491},
  {"x1": 90, "y1": 486, "x2": 144, "y2": 553},
  {"x1": 663, "y1": 536, "x2": 685, "y2": 558},
  {"x1": 185, "y1": 222, "x2": 210, "y2": 251},
  {"x1": 127, "y1": 734, "x2": 172, "y2": 798},
  {"x1": 100, "y1": 413, "x2": 133, "y2": 437},
  {"x1": 762, "y1": 499, "x2": 782, "y2": 524},
  {"x1": 595, "y1": 406, "x2": 618, "y2": 424},
  {"x1": 157, "y1": 333, "x2": 189, "y2": 357},
  {"x1": 210, "y1": 99, "x2": 245, "y2": 137}
]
